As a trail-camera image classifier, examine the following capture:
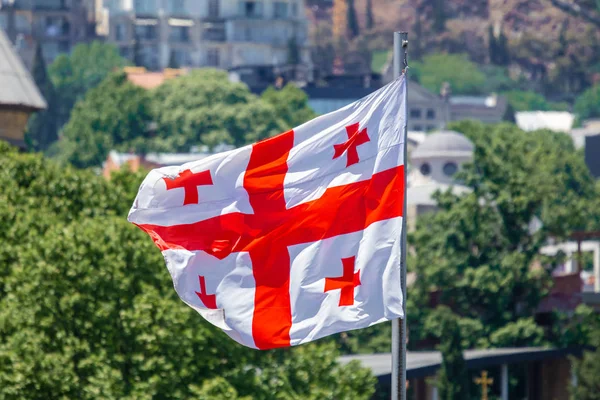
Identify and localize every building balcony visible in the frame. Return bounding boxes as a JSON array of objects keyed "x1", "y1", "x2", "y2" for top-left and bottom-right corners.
[
  {"x1": 203, "y1": 22, "x2": 225, "y2": 42},
  {"x1": 226, "y1": 18, "x2": 306, "y2": 46}
]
